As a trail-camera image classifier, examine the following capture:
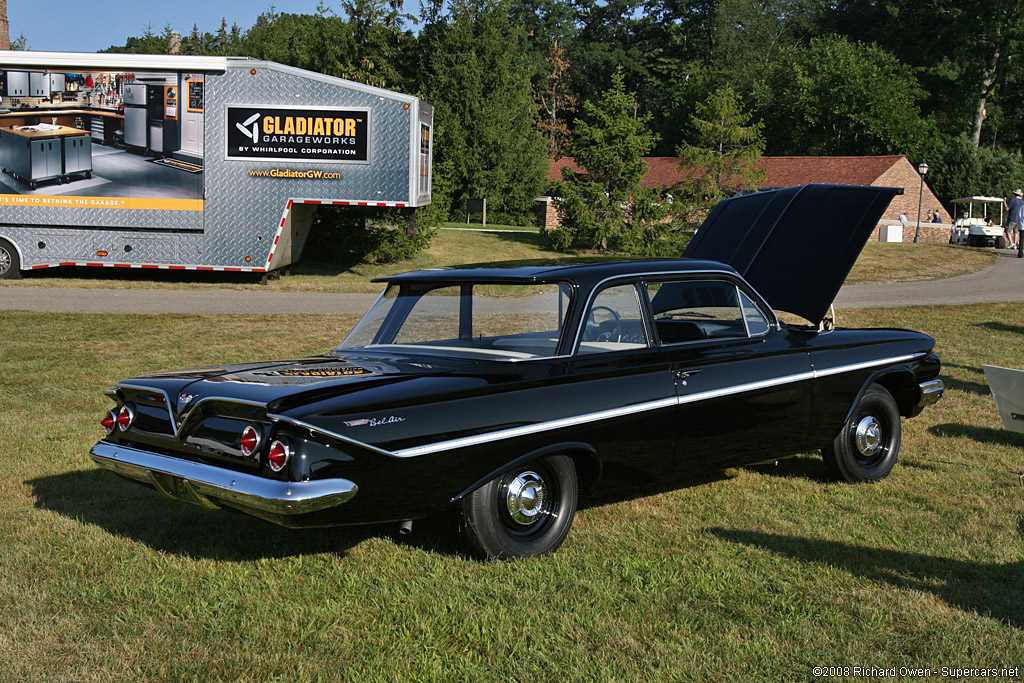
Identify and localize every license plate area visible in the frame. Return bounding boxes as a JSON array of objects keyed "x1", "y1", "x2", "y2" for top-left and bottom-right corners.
[{"x1": 146, "y1": 469, "x2": 221, "y2": 510}]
